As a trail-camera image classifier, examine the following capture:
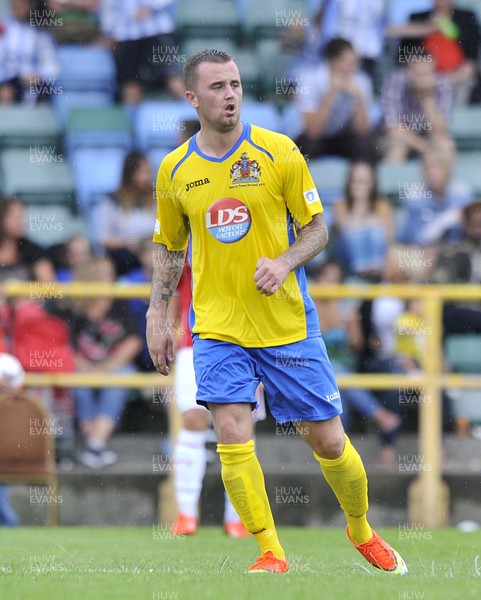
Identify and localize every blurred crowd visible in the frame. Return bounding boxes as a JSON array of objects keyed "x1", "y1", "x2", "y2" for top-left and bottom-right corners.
[{"x1": 1, "y1": 0, "x2": 481, "y2": 498}]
